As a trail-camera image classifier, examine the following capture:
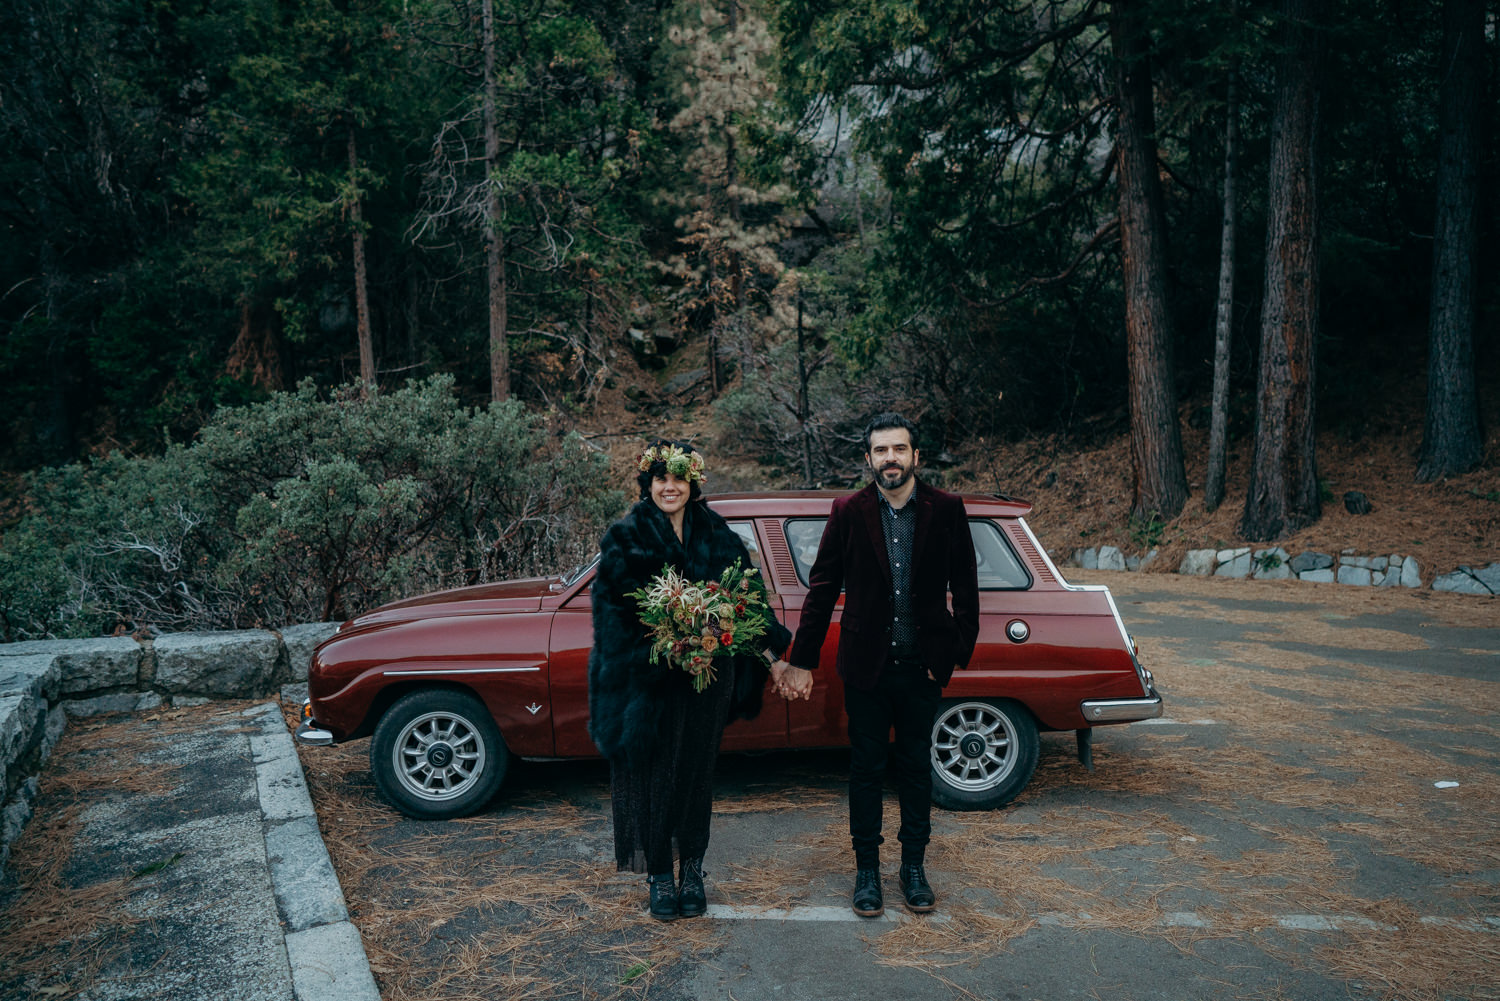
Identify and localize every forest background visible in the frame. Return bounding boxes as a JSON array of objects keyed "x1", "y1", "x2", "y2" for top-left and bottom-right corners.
[{"x1": 0, "y1": 0, "x2": 1496, "y2": 640}]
